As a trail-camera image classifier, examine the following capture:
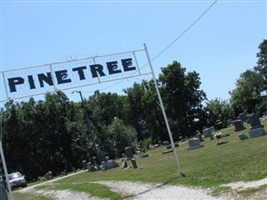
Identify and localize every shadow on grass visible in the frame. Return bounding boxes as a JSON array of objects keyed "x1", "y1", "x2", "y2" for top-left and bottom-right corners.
[{"x1": 122, "y1": 176, "x2": 183, "y2": 199}]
